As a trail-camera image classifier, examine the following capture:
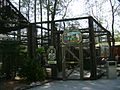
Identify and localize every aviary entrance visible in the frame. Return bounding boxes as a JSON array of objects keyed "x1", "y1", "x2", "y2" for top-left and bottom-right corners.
[{"x1": 61, "y1": 28, "x2": 83, "y2": 80}]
